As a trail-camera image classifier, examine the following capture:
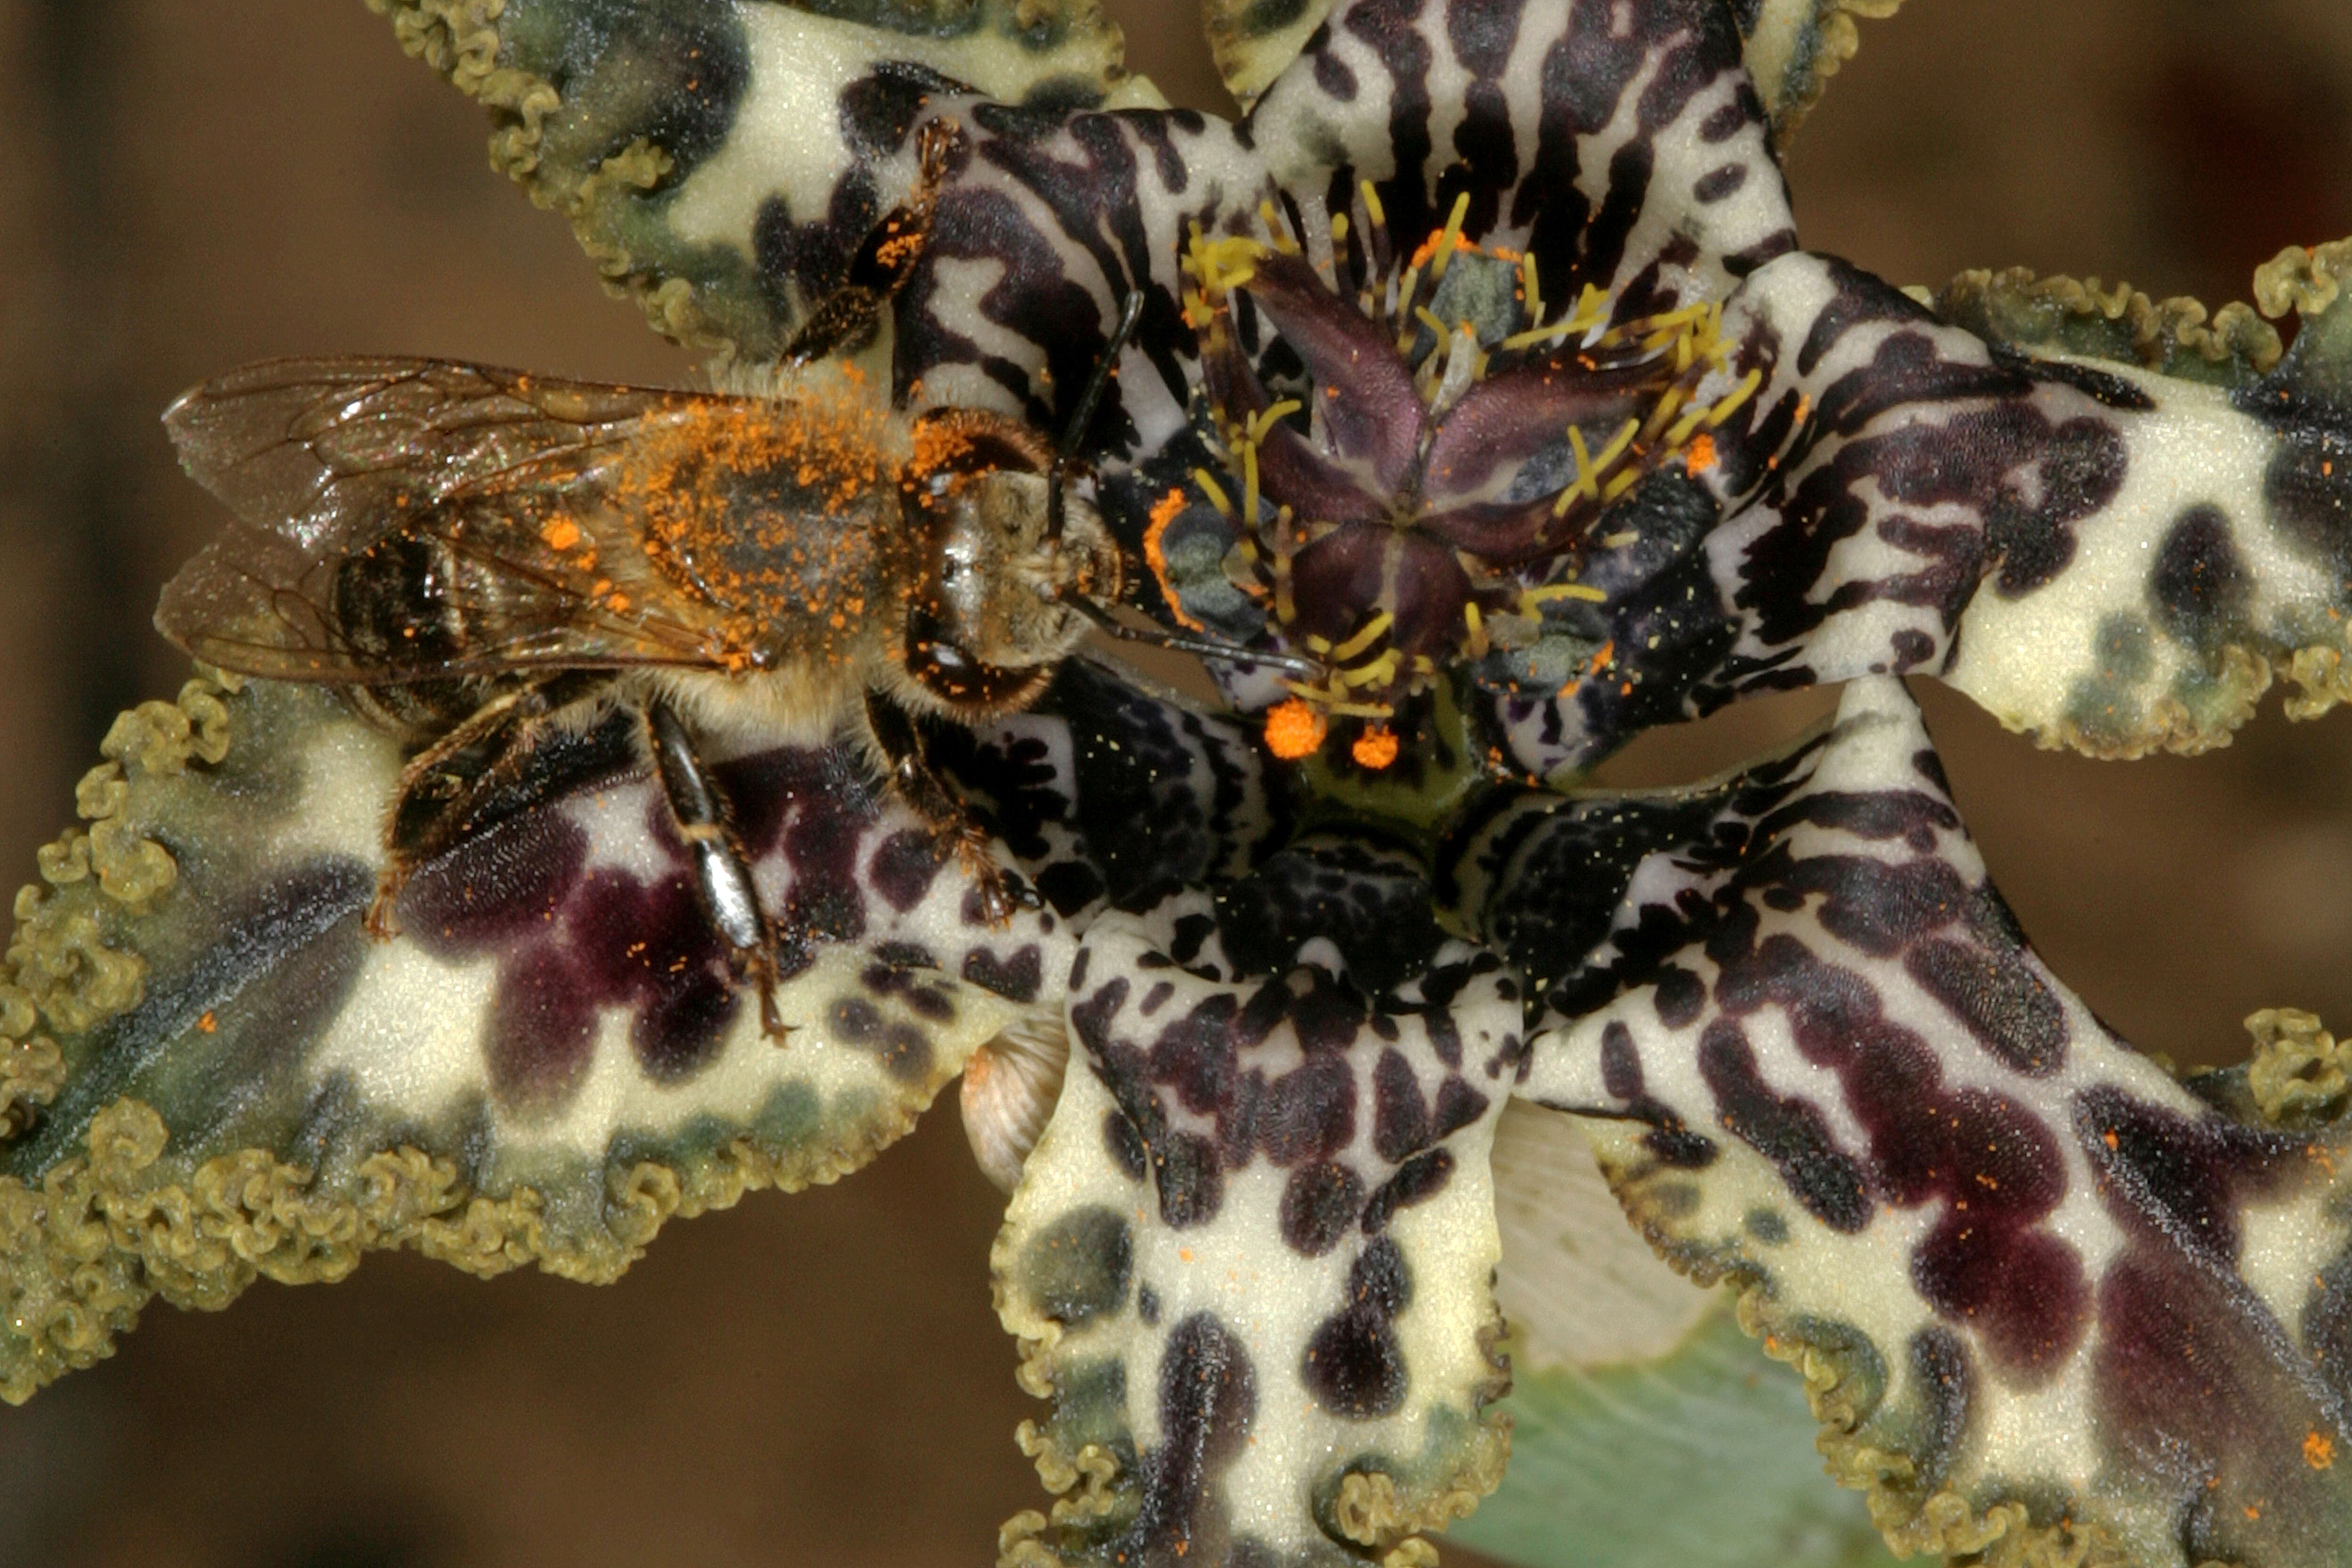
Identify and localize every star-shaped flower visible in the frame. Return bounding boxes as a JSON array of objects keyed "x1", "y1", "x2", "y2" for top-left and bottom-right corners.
[{"x1": 3, "y1": 3, "x2": 2352, "y2": 1567}]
